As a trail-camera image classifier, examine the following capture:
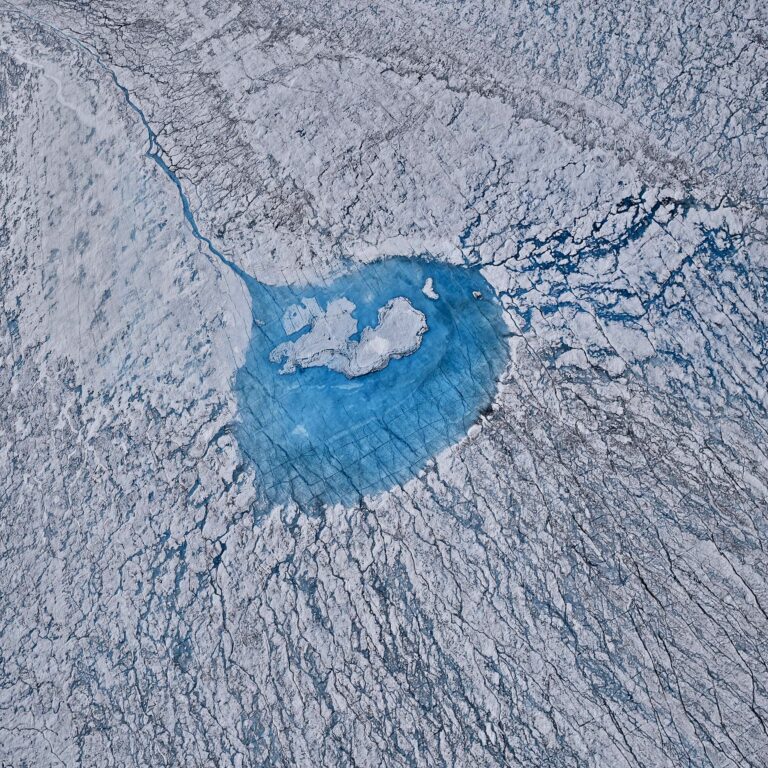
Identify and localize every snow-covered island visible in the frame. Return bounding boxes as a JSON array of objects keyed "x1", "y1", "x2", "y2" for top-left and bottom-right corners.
[{"x1": 270, "y1": 296, "x2": 428, "y2": 378}]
